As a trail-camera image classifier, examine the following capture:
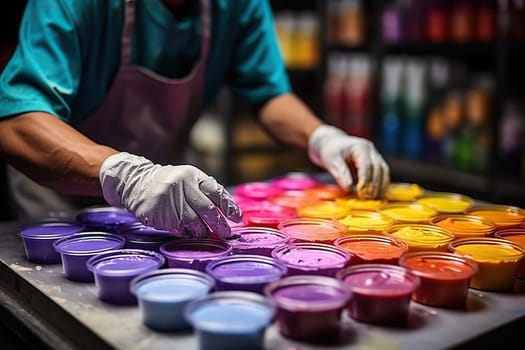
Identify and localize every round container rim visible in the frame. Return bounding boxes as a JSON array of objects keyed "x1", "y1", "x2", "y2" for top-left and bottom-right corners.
[
  {"x1": 271, "y1": 242, "x2": 350, "y2": 270},
  {"x1": 384, "y1": 223, "x2": 455, "y2": 245},
  {"x1": 53, "y1": 232, "x2": 126, "y2": 256},
  {"x1": 19, "y1": 220, "x2": 86, "y2": 239},
  {"x1": 448, "y1": 237, "x2": 525, "y2": 260},
  {"x1": 86, "y1": 248, "x2": 166, "y2": 275},
  {"x1": 277, "y1": 217, "x2": 348, "y2": 240},
  {"x1": 159, "y1": 238, "x2": 232, "y2": 260},
  {"x1": 129, "y1": 268, "x2": 215, "y2": 297},
  {"x1": 399, "y1": 251, "x2": 479, "y2": 279}
]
